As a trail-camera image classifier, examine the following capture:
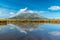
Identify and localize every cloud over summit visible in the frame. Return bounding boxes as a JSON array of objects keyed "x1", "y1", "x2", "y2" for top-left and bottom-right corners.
[
  {"x1": 10, "y1": 7, "x2": 42, "y2": 18},
  {"x1": 16, "y1": 7, "x2": 41, "y2": 14}
]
